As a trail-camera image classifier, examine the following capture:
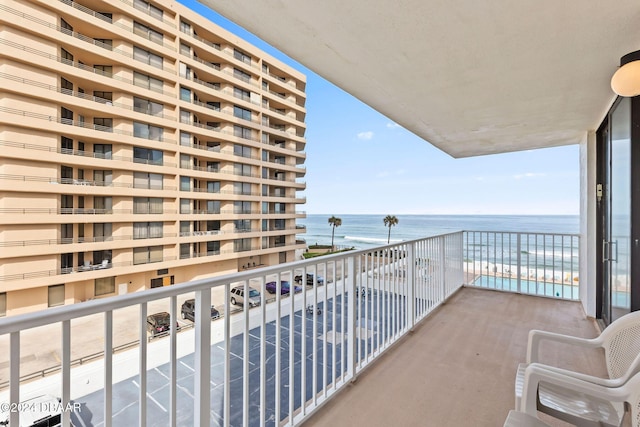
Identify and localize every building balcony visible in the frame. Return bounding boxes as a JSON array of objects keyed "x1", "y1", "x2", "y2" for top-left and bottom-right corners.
[{"x1": 0, "y1": 230, "x2": 601, "y2": 426}]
